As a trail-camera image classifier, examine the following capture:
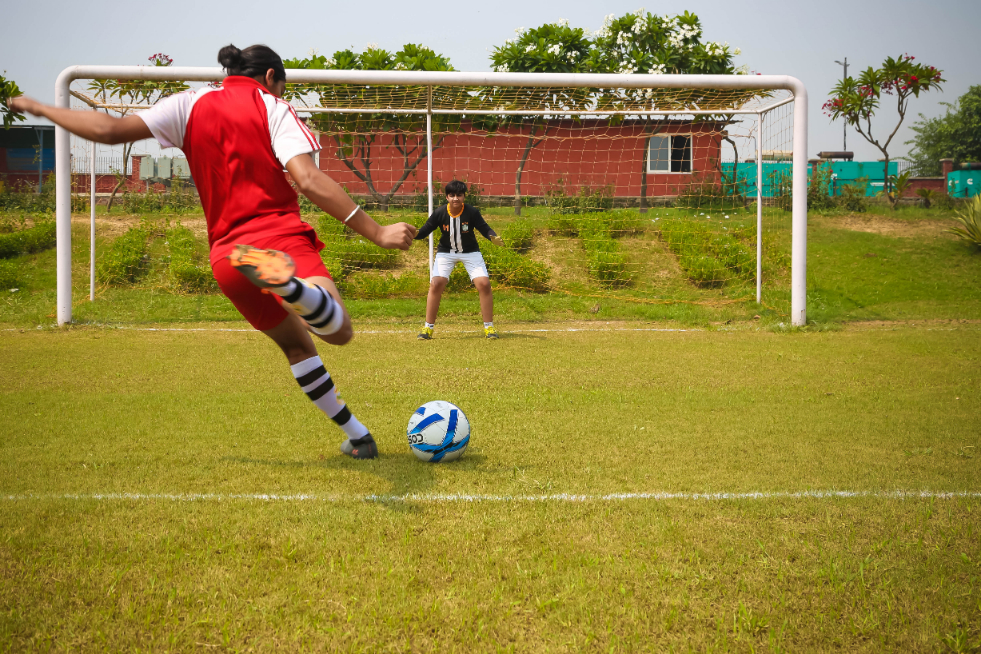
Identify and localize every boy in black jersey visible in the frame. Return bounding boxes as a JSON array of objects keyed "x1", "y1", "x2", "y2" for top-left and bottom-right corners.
[{"x1": 414, "y1": 180, "x2": 504, "y2": 339}]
